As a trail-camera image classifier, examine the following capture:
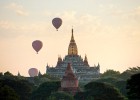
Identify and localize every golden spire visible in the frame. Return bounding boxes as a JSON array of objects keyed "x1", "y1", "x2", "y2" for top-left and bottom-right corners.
[
  {"x1": 71, "y1": 28, "x2": 74, "y2": 39},
  {"x1": 70, "y1": 28, "x2": 75, "y2": 42},
  {"x1": 68, "y1": 28, "x2": 78, "y2": 56}
]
